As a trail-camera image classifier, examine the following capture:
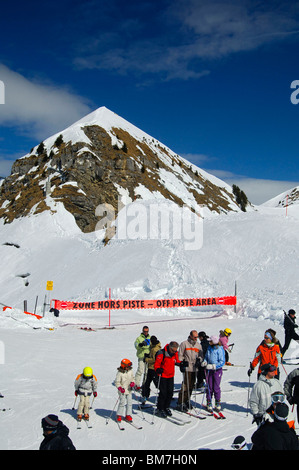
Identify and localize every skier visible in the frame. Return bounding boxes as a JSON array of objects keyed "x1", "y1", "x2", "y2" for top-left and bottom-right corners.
[
  {"x1": 134, "y1": 326, "x2": 151, "y2": 388},
  {"x1": 284, "y1": 367, "x2": 299, "y2": 425},
  {"x1": 154, "y1": 341, "x2": 180, "y2": 418},
  {"x1": 249, "y1": 363, "x2": 283, "y2": 425},
  {"x1": 176, "y1": 330, "x2": 203, "y2": 412},
  {"x1": 219, "y1": 328, "x2": 233, "y2": 365},
  {"x1": 40, "y1": 414, "x2": 76, "y2": 450},
  {"x1": 203, "y1": 335, "x2": 225, "y2": 412},
  {"x1": 281, "y1": 309, "x2": 299, "y2": 357},
  {"x1": 115, "y1": 358, "x2": 135, "y2": 422},
  {"x1": 196, "y1": 331, "x2": 209, "y2": 389},
  {"x1": 251, "y1": 403, "x2": 298, "y2": 450},
  {"x1": 141, "y1": 335, "x2": 161, "y2": 404},
  {"x1": 74, "y1": 367, "x2": 97, "y2": 422},
  {"x1": 248, "y1": 330, "x2": 281, "y2": 379}
]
